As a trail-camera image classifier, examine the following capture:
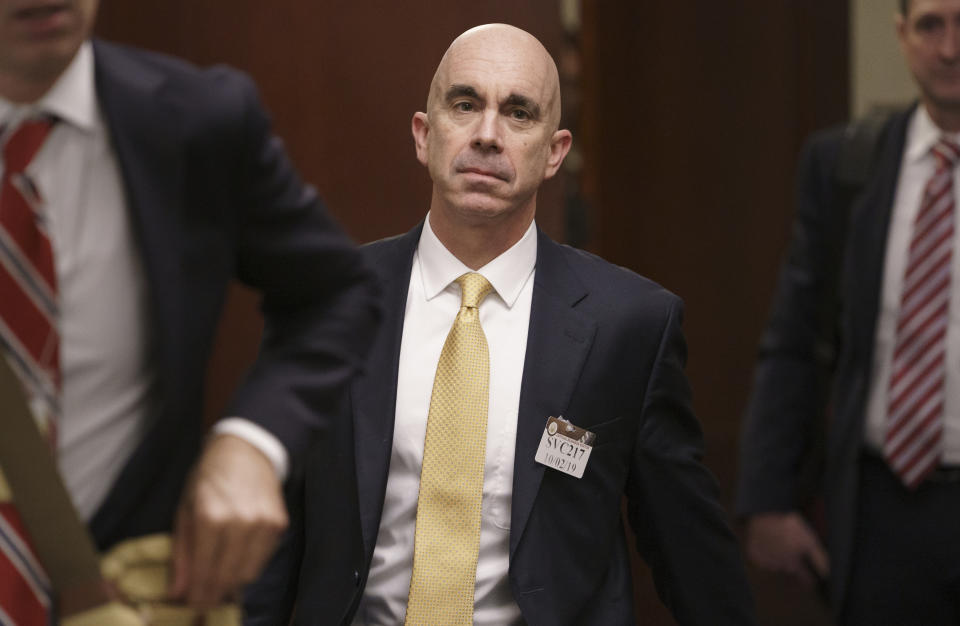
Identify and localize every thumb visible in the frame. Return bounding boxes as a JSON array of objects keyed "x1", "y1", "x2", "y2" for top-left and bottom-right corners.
[
  {"x1": 806, "y1": 539, "x2": 831, "y2": 578},
  {"x1": 167, "y1": 502, "x2": 193, "y2": 599}
]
